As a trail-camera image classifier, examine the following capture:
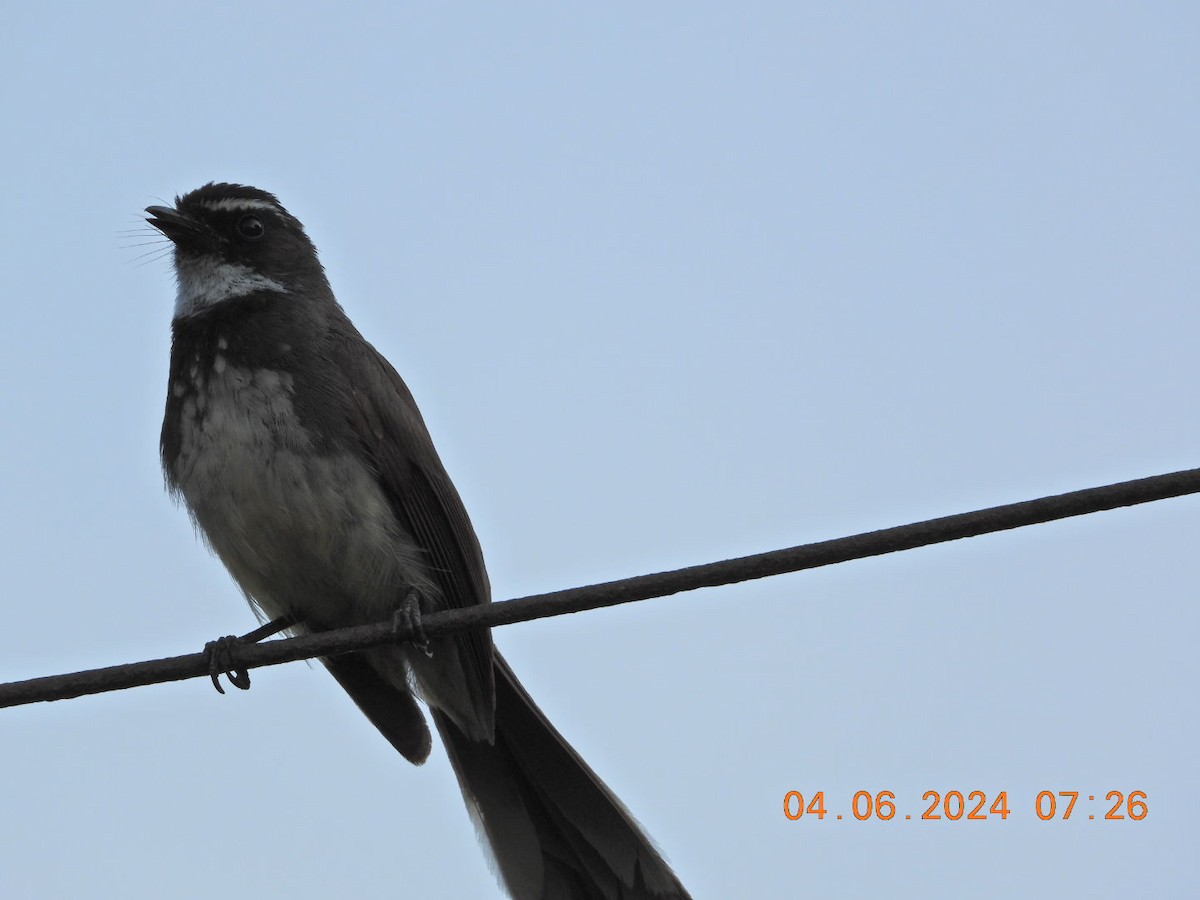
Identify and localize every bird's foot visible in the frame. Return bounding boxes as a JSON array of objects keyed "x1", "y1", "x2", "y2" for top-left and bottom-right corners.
[
  {"x1": 393, "y1": 592, "x2": 433, "y2": 657},
  {"x1": 203, "y1": 635, "x2": 252, "y2": 694},
  {"x1": 203, "y1": 616, "x2": 296, "y2": 694}
]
